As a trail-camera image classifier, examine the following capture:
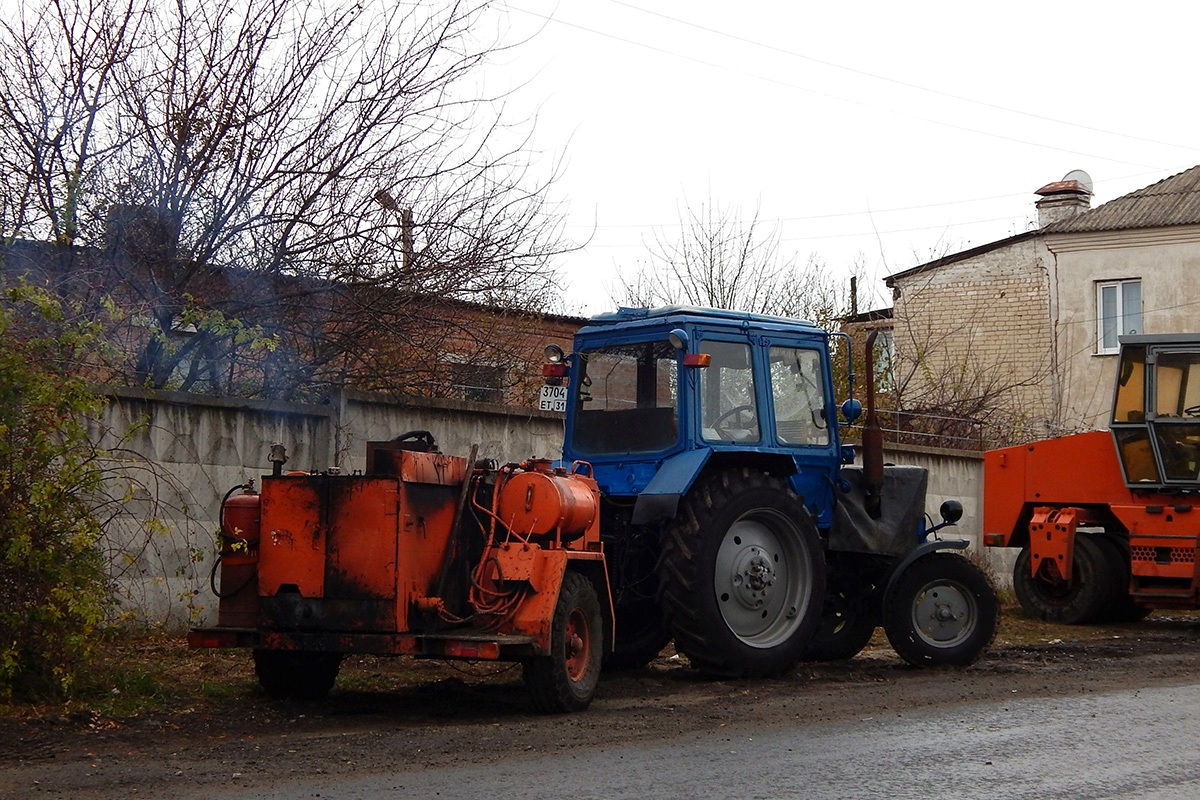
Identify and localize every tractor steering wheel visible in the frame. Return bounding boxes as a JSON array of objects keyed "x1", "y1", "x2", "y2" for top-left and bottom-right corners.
[{"x1": 714, "y1": 404, "x2": 758, "y2": 436}]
